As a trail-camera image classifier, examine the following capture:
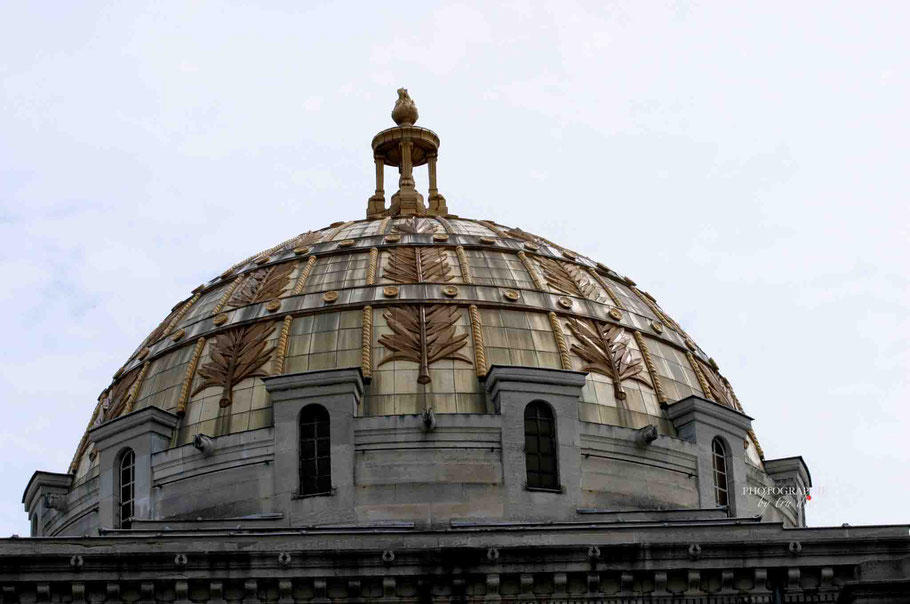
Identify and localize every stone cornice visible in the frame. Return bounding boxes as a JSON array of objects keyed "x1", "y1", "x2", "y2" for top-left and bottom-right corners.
[
  {"x1": 665, "y1": 395, "x2": 754, "y2": 435},
  {"x1": 765, "y1": 456, "x2": 813, "y2": 488},
  {"x1": 21, "y1": 471, "x2": 72, "y2": 508},
  {"x1": 88, "y1": 405, "x2": 179, "y2": 449},
  {"x1": 263, "y1": 367, "x2": 364, "y2": 403}
]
